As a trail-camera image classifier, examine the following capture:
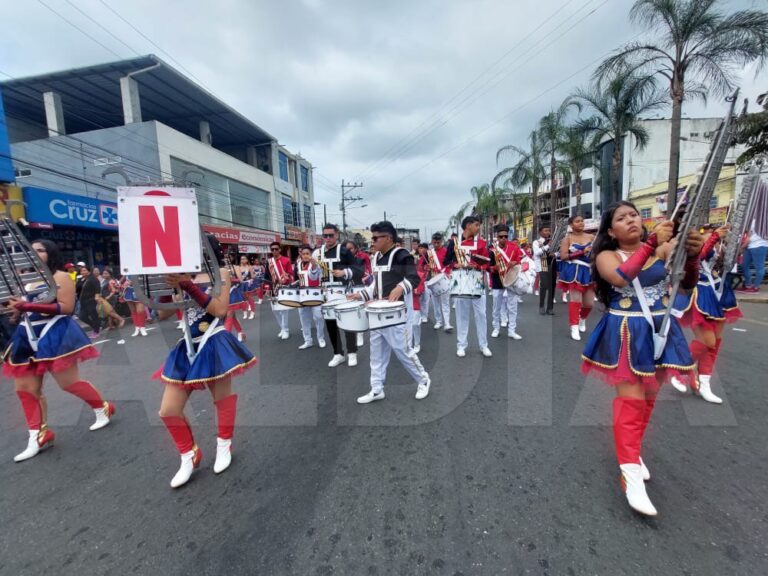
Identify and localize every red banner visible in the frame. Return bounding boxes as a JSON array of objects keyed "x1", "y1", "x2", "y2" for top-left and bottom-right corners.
[{"x1": 202, "y1": 224, "x2": 279, "y2": 246}]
